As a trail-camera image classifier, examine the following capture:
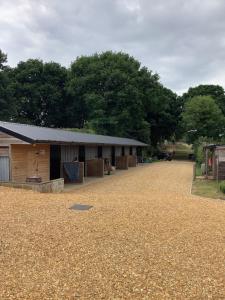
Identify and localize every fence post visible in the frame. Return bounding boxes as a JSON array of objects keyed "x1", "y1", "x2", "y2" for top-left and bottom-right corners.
[{"x1": 193, "y1": 162, "x2": 196, "y2": 180}]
